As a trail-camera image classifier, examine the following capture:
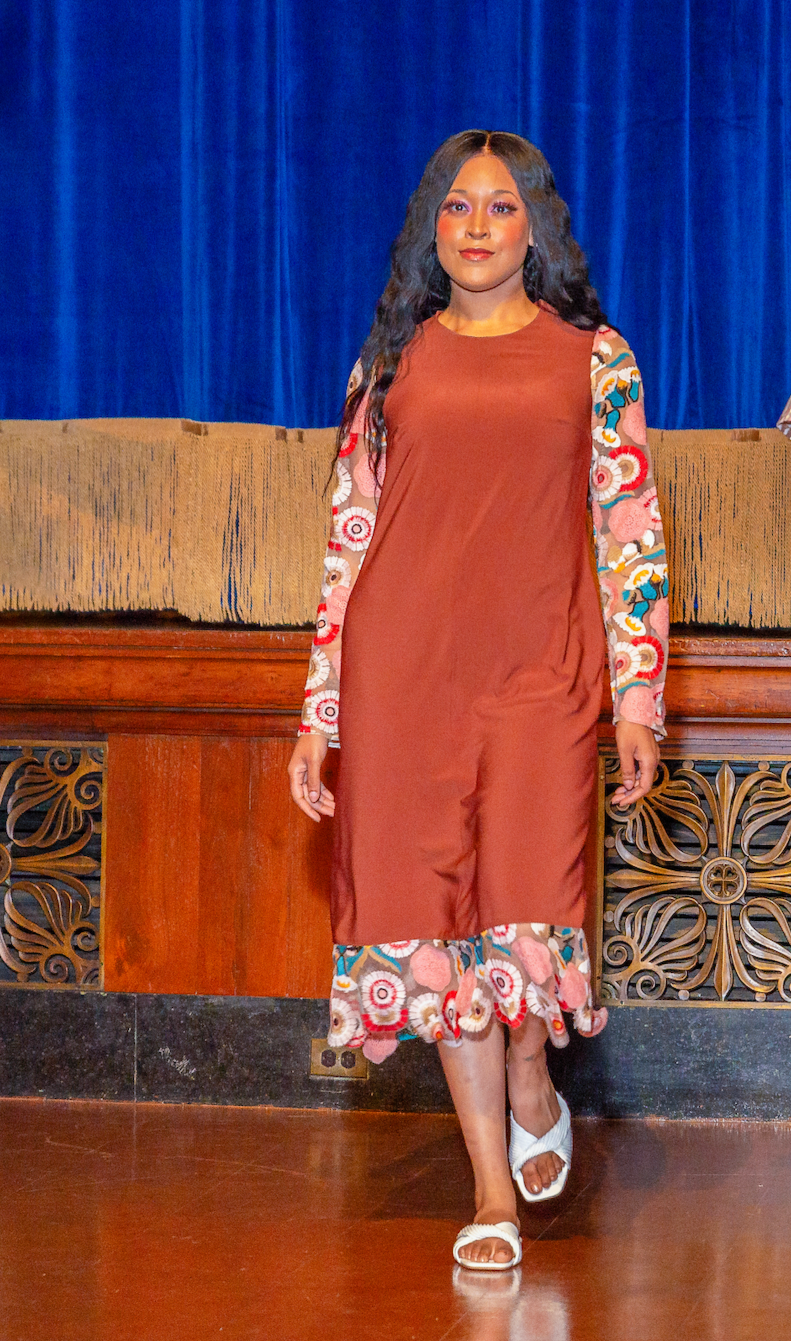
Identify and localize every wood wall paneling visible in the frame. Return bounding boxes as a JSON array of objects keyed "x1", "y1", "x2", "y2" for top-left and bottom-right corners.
[
  {"x1": 285, "y1": 748, "x2": 337, "y2": 999},
  {"x1": 196, "y1": 737, "x2": 254, "y2": 996},
  {"x1": 243, "y1": 738, "x2": 303, "y2": 998},
  {"x1": 3, "y1": 623, "x2": 791, "y2": 1002},
  {"x1": 104, "y1": 734, "x2": 333, "y2": 997},
  {"x1": 104, "y1": 735, "x2": 203, "y2": 994}
]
